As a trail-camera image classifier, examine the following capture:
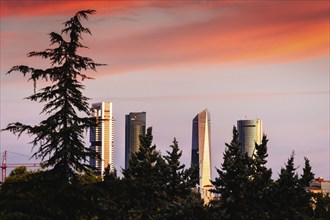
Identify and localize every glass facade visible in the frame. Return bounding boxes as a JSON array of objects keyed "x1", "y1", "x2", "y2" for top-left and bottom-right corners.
[
  {"x1": 191, "y1": 109, "x2": 212, "y2": 203},
  {"x1": 191, "y1": 115, "x2": 199, "y2": 168},
  {"x1": 90, "y1": 102, "x2": 114, "y2": 176},
  {"x1": 237, "y1": 119, "x2": 262, "y2": 157},
  {"x1": 125, "y1": 112, "x2": 146, "y2": 169}
]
